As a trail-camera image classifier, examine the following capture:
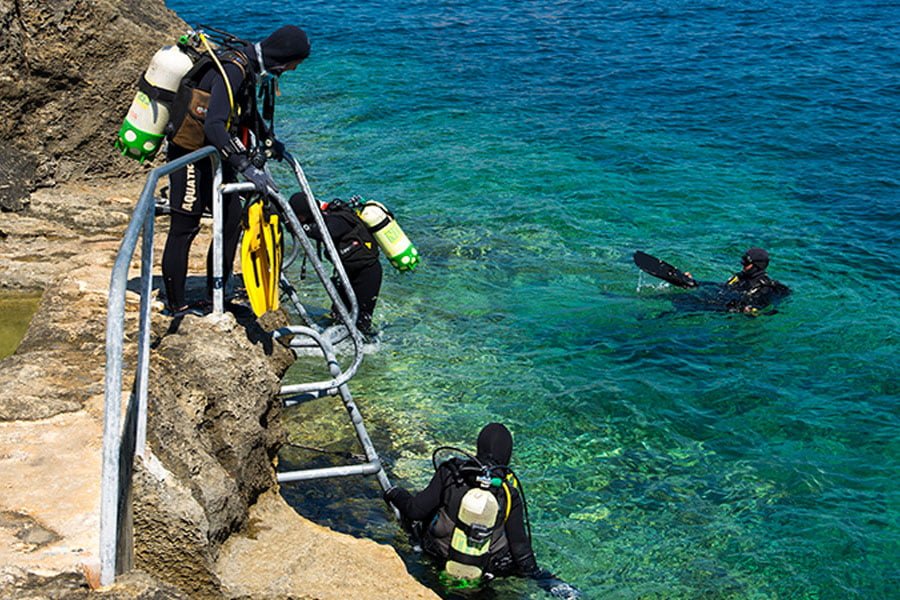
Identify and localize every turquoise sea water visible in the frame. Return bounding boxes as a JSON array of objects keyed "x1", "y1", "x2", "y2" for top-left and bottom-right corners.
[{"x1": 167, "y1": 2, "x2": 899, "y2": 597}]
